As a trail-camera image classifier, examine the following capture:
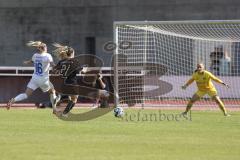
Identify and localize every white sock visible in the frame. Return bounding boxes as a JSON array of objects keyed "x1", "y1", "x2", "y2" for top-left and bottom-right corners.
[
  {"x1": 57, "y1": 94, "x2": 61, "y2": 100},
  {"x1": 14, "y1": 93, "x2": 28, "y2": 102},
  {"x1": 50, "y1": 93, "x2": 57, "y2": 109}
]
